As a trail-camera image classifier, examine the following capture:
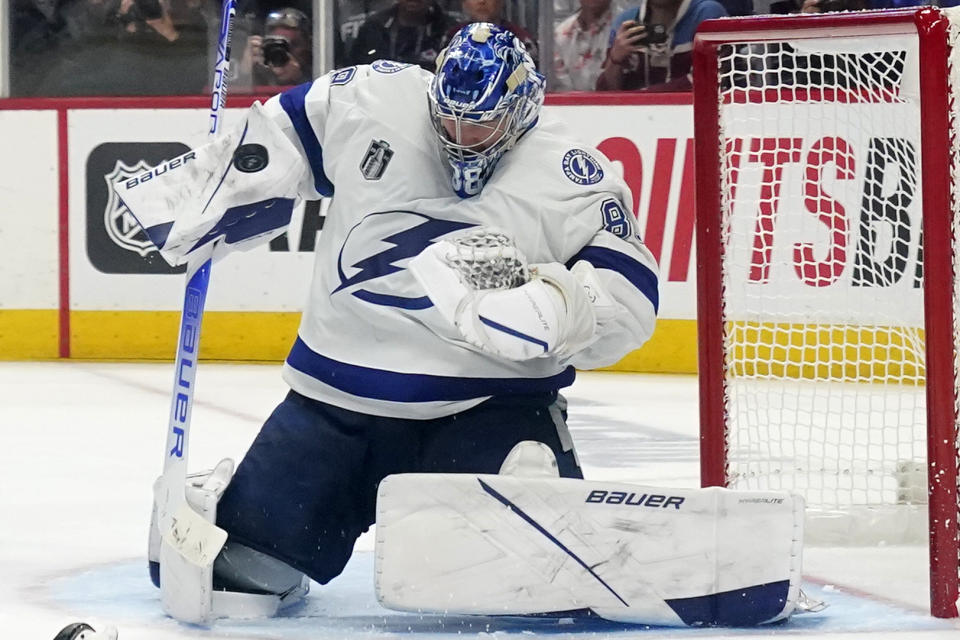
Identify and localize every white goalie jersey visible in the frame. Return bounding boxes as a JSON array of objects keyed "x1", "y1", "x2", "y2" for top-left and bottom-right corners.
[{"x1": 120, "y1": 62, "x2": 660, "y2": 419}]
